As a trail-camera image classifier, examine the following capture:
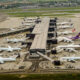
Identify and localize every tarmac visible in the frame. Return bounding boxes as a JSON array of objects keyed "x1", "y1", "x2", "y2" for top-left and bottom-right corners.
[{"x1": 0, "y1": 16, "x2": 80, "y2": 73}]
